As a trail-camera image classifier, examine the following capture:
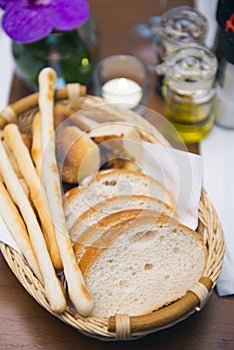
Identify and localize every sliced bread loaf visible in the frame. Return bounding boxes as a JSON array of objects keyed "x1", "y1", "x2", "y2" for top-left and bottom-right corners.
[
  {"x1": 72, "y1": 208, "x2": 175, "y2": 261},
  {"x1": 64, "y1": 169, "x2": 175, "y2": 232},
  {"x1": 77, "y1": 213, "x2": 207, "y2": 318},
  {"x1": 69, "y1": 194, "x2": 176, "y2": 245}
]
